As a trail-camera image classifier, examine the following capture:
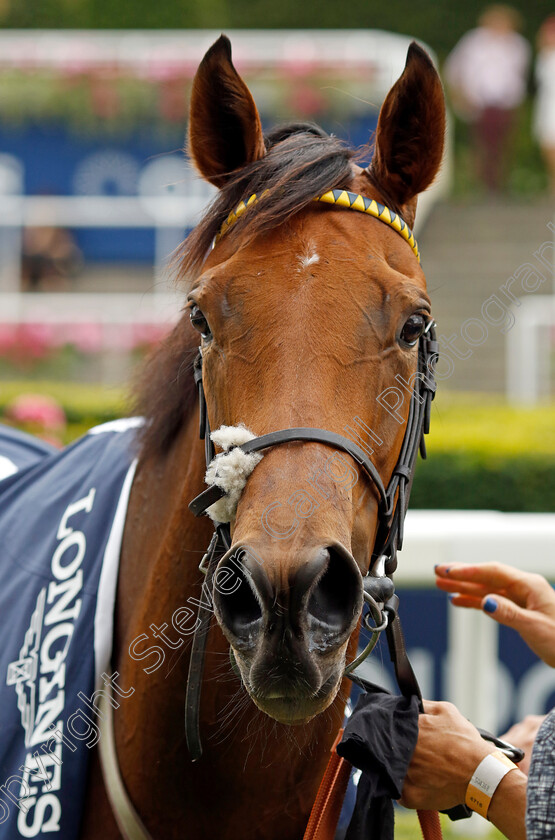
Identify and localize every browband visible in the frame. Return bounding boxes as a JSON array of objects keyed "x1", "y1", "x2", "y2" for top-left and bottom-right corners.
[{"x1": 216, "y1": 188, "x2": 420, "y2": 263}]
